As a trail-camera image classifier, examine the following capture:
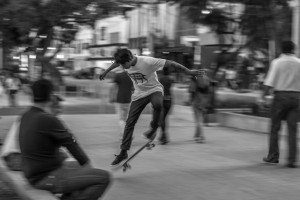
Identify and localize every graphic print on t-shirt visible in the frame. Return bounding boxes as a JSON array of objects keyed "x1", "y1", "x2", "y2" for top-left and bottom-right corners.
[
  {"x1": 124, "y1": 56, "x2": 166, "y2": 101},
  {"x1": 127, "y1": 72, "x2": 148, "y2": 85}
]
